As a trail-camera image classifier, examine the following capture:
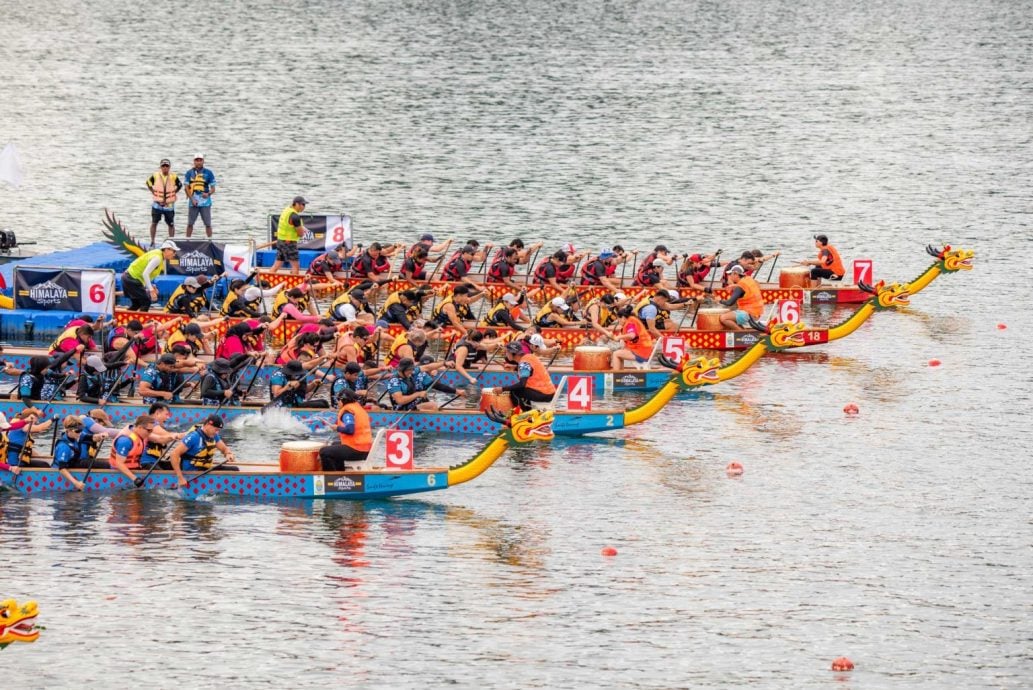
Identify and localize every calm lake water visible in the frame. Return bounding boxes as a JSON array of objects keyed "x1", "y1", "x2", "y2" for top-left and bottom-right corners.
[{"x1": 1, "y1": 0, "x2": 1030, "y2": 687}]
